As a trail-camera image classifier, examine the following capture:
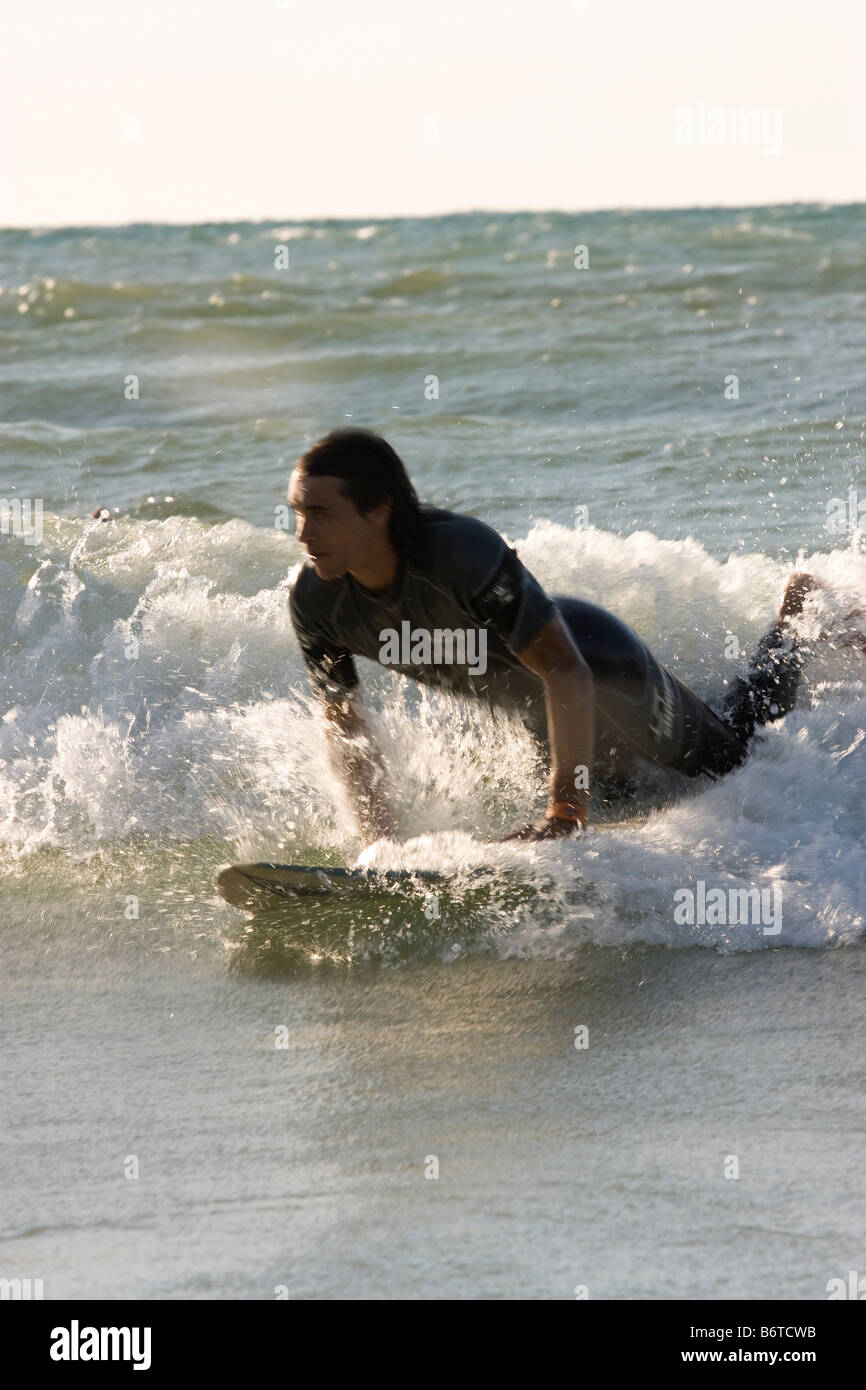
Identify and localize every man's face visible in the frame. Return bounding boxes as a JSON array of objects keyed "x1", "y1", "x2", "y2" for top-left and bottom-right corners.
[{"x1": 287, "y1": 470, "x2": 388, "y2": 581}]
